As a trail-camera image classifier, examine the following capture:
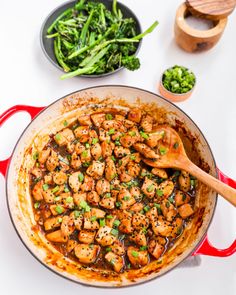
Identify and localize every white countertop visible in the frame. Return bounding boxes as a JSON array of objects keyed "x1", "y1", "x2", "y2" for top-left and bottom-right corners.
[{"x1": 0, "y1": 0, "x2": 235, "y2": 294}]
